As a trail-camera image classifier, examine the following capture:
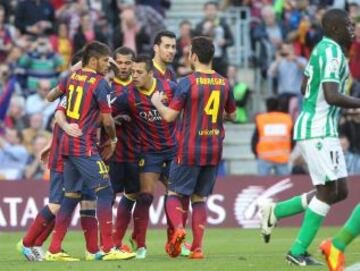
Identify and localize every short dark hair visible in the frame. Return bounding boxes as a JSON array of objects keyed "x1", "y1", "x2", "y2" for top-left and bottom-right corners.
[
  {"x1": 191, "y1": 36, "x2": 214, "y2": 64},
  {"x1": 153, "y1": 30, "x2": 176, "y2": 46},
  {"x1": 204, "y1": 1, "x2": 219, "y2": 8},
  {"x1": 113, "y1": 46, "x2": 136, "y2": 59},
  {"x1": 322, "y1": 9, "x2": 349, "y2": 36},
  {"x1": 82, "y1": 41, "x2": 111, "y2": 66},
  {"x1": 71, "y1": 49, "x2": 84, "y2": 65},
  {"x1": 133, "y1": 54, "x2": 153, "y2": 72},
  {"x1": 266, "y1": 97, "x2": 279, "y2": 112}
]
